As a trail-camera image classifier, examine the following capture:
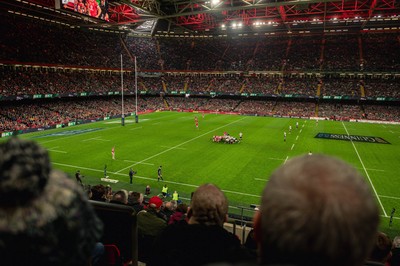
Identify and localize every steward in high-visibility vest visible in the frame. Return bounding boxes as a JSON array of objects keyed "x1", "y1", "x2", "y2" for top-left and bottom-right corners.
[
  {"x1": 172, "y1": 191, "x2": 179, "y2": 201},
  {"x1": 162, "y1": 185, "x2": 168, "y2": 197}
]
